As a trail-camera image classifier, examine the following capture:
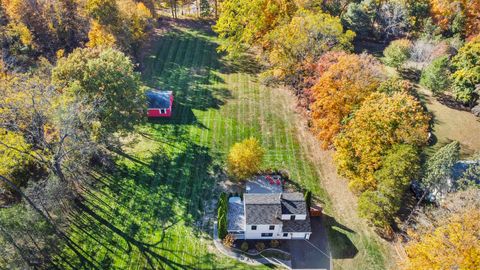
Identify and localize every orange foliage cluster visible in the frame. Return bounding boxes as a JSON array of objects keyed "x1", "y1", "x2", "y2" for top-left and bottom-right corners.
[
  {"x1": 430, "y1": 0, "x2": 480, "y2": 37},
  {"x1": 310, "y1": 53, "x2": 383, "y2": 148}
]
